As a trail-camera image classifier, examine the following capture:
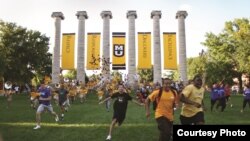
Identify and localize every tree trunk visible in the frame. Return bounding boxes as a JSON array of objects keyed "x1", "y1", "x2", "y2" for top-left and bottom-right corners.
[{"x1": 238, "y1": 73, "x2": 243, "y2": 94}]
